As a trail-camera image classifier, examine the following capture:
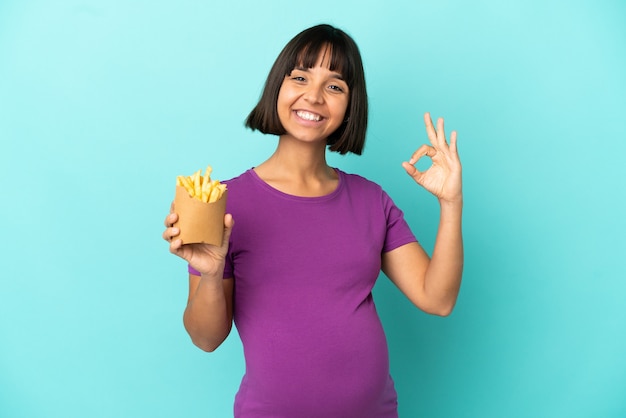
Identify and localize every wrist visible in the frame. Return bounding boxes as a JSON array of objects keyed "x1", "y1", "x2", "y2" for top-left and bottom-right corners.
[
  {"x1": 200, "y1": 267, "x2": 224, "y2": 281},
  {"x1": 439, "y1": 196, "x2": 463, "y2": 210},
  {"x1": 196, "y1": 260, "x2": 226, "y2": 281},
  {"x1": 438, "y1": 198, "x2": 463, "y2": 225}
]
